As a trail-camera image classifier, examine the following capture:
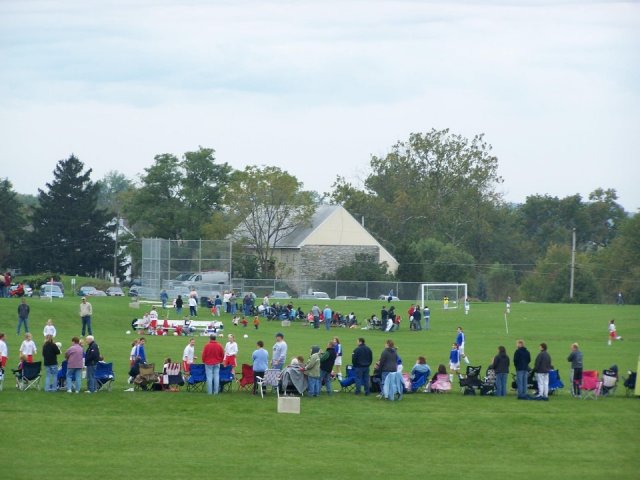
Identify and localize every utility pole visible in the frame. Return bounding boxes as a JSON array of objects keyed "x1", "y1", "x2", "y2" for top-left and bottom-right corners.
[
  {"x1": 569, "y1": 228, "x2": 576, "y2": 300},
  {"x1": 113, "y1": 215, "x2": 120, "y2": 285}
]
